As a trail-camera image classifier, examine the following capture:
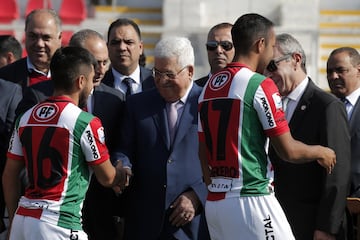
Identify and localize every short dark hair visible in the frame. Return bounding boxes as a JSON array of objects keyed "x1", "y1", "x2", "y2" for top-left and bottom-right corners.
[
  {"x1": 231, "y1": 13, "x2": 274, "y2": 55},
  {"x1": 50, "y1": 46, "x2": 97, "y2": 92},
  {"x1": 107, "y1": 18, "x2": 141, "y2": 42},
  {"x1": 329, "y1": 47, "x2": 360, "y2": 67},
  {"x1": 208, "y1": 22, "x2": 233, "y2": 39},
  {"x1": 0, "y1": 35, "x2": 22, "y2": 60}
]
